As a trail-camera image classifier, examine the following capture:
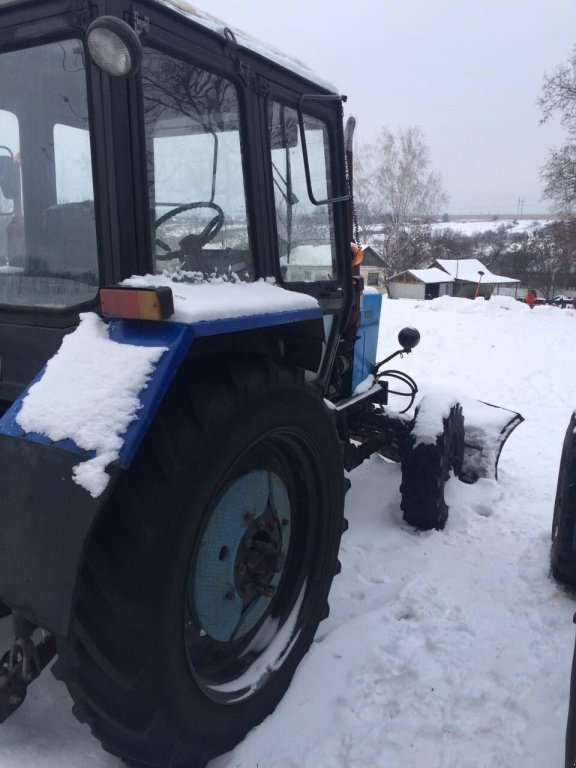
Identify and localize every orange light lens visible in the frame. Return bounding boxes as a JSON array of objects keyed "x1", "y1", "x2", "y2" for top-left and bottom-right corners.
[
  {"x1": 99, "y1": 286, "x2": 174, "y2": 320},
  {"x1": 351, "y1": 244, "x2": 364, "y2": 266}
]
